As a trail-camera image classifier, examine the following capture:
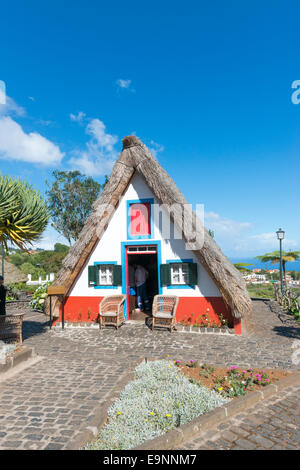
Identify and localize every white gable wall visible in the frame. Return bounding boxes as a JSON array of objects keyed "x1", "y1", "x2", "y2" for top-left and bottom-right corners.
[{"x1": 69, "y1": 172, "x2": 221, "y2": 298}]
